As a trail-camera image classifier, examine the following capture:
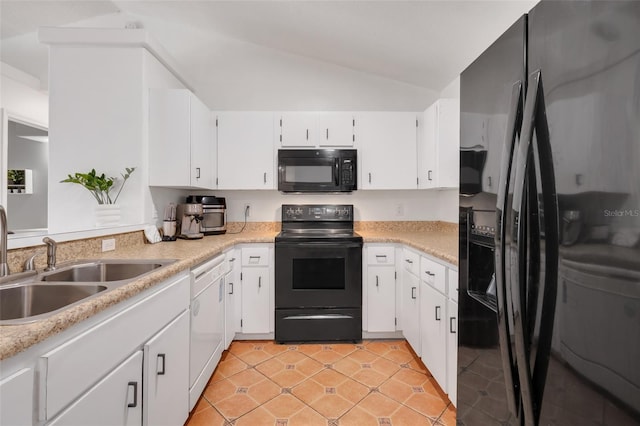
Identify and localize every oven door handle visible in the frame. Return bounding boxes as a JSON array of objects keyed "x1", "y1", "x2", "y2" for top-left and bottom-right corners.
[{"x1": 282, "y1": 314, "x2": 354, "y2": 320}]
